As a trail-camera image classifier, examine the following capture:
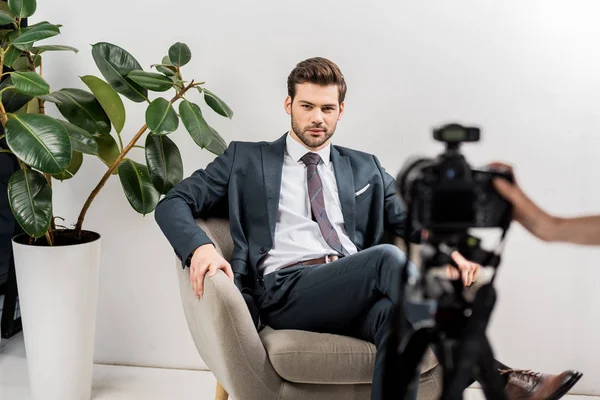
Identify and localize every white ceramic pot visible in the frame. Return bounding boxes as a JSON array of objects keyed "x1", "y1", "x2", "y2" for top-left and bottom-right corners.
[{"x1": 12, "y1": 231, "x2": 101, "y2": 400}]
